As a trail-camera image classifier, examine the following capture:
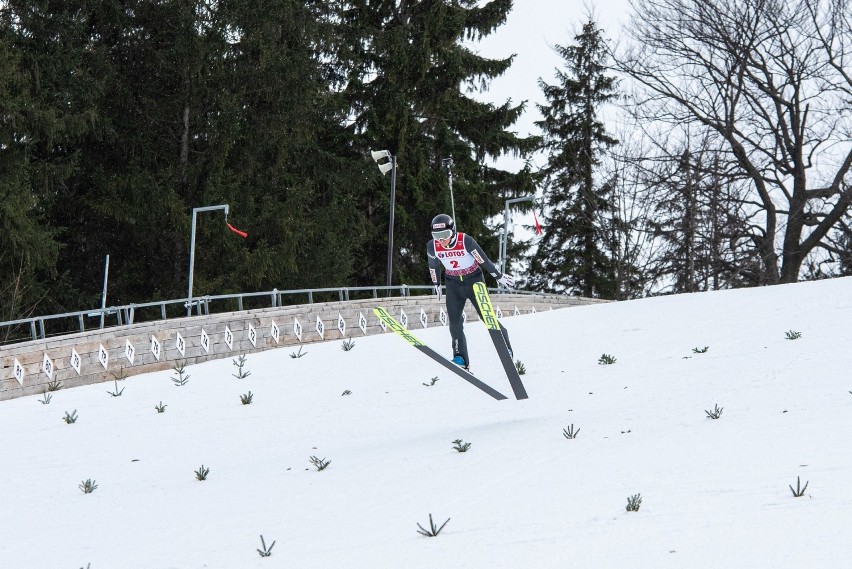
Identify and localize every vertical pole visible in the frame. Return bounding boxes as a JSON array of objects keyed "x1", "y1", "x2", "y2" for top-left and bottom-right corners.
[
  {"x1": 500, "y1": 202, "x2": 510, "y2": 276},
  {"x1": 187, "y1": 209, "x2": 198, "y2": 315},
  {"x1": 187, "y1": 204, "x2": 229, "y2": 315},
  {"x1": 447, "y1": 158, "x2": 456, "y2": 221},
  {"x1": 100, "y1": 254, "x2": 110, "y2": 329},
  {"x1": 499, "y1": 196, "x2": 535, "y2": 280},
  {"x1": 386, "y1": 155, "x2": 397, "y2": 294}
]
